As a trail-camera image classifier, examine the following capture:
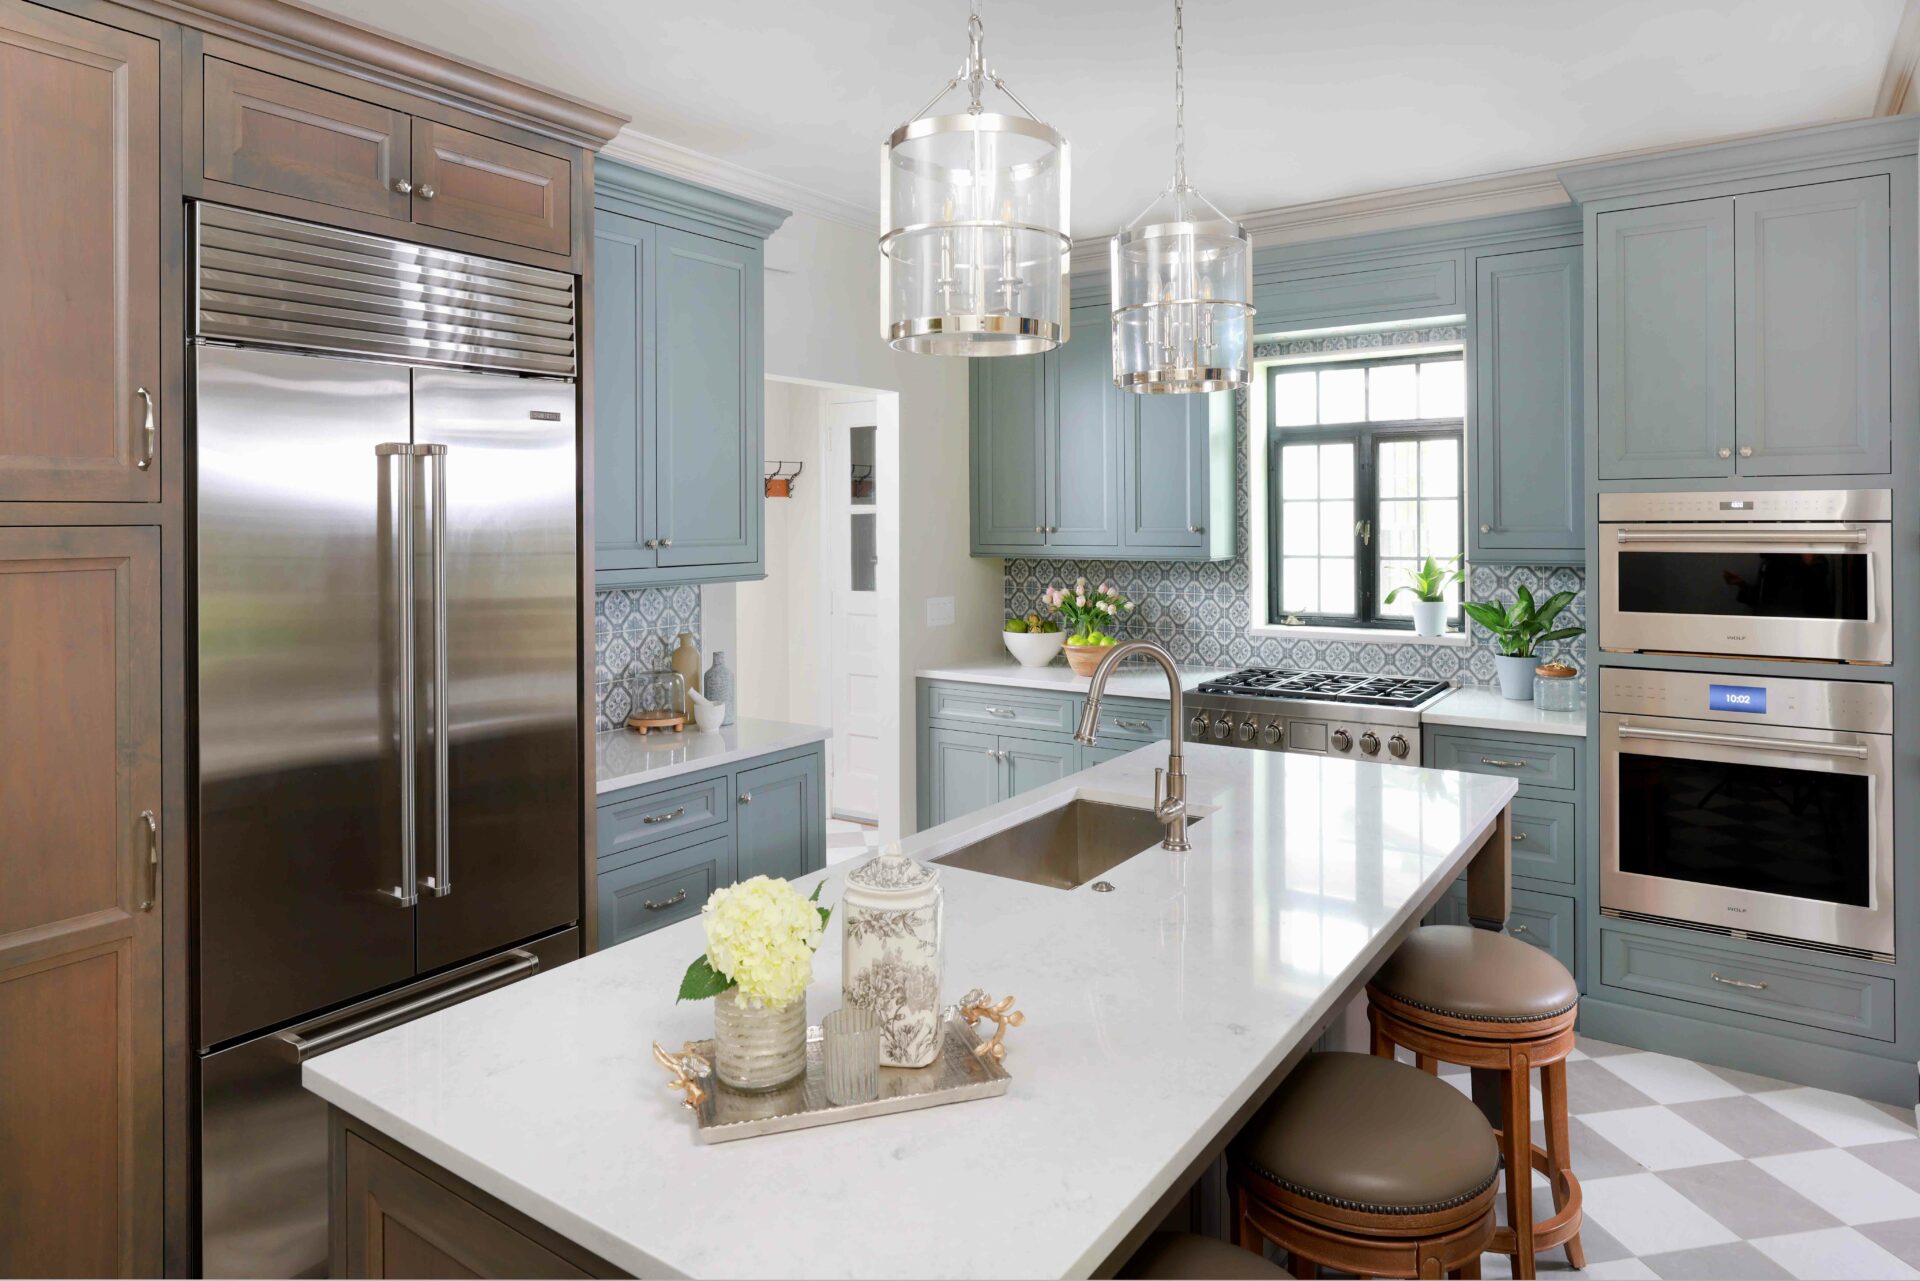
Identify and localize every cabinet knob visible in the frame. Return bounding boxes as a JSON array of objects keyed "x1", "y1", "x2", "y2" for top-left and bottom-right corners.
[
  {"x1": 660, "y1": 538, "x2": 673, "y2": 548},
  {"x1": 1188, "y1": 525, "x2": 1204, "y2": 534},
  {"x1": 1738, "y1": 445, "x2": 1753, "y2": 458},
  {"x1": 737, "y1": 792, "x2": 753, "y2": 805},
  {"x1": 1717, "y1": 447, "x2": 1732, "y2": 459},
  {"x1": 1035, "y1": 526, "x2": 1046, "y2": 534},
  {"x1": 1479, "y1": 523, "x2": 1491, "y2": 534},
  {"x1": 417, "y1": 184, "x2": 438, "y2": 201},
  {"x1": 643, "y1": 538, "x2": 658, "y2": 549},
  {"x1": 392, "y1": 178, "x2": 413, "y2": 195}
]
